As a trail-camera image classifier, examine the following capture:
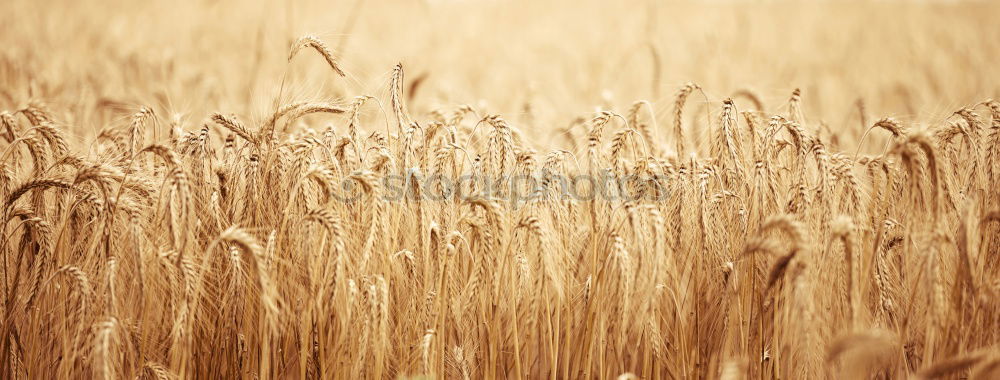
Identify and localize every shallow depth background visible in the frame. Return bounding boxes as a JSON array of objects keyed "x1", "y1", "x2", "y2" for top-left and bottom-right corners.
[{"x1": 2, "y1": 0, "x2": 999, "y2": 151}]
